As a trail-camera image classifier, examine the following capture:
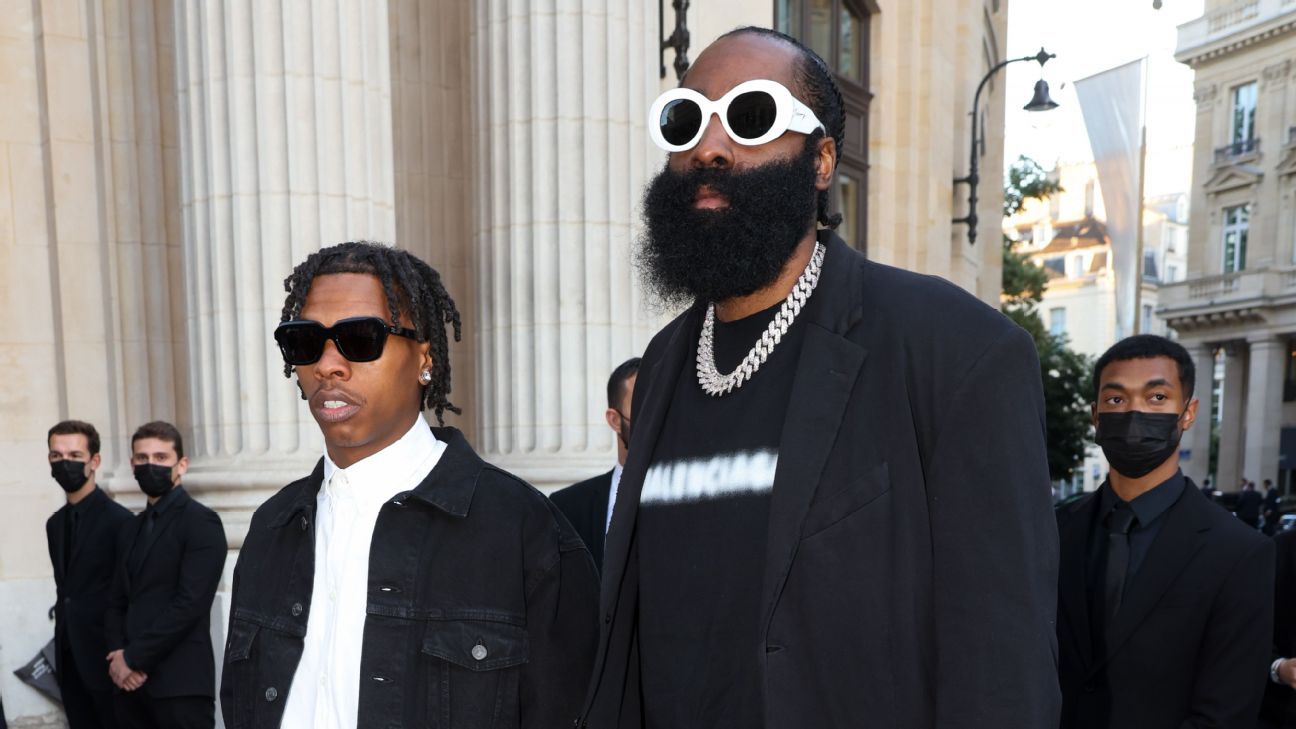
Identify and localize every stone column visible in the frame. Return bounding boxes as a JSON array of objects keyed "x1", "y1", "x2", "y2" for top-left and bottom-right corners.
[
  {"x1": 1216, "y1": 342, "x2": 1248, "y2": 490},
  {"x1": 173, "y1": 0, "x2": 396, "y2": 542},
  {"x1": 1181, "y1": 341, "x2": 1216, "y2": 485},
  {"x1": 1243, "y1": 335, "x2": 1286, "y2": 485},
  {"x1": 470, "y1": 0, "x2": 665, "y2": 489}
]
